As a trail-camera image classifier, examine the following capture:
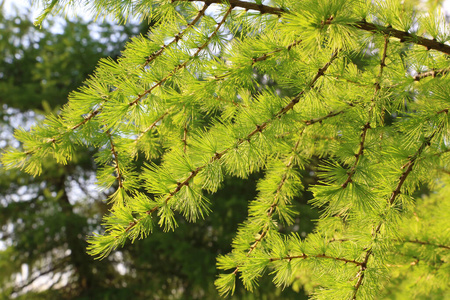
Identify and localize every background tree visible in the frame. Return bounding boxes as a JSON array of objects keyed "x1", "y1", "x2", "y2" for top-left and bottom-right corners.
[
  {"x1": 0, "y1": 5, "x2": 148, "y2": 299},
  {"x1": 2, "y1": 0, "x2": 450, "y2": 299}
]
